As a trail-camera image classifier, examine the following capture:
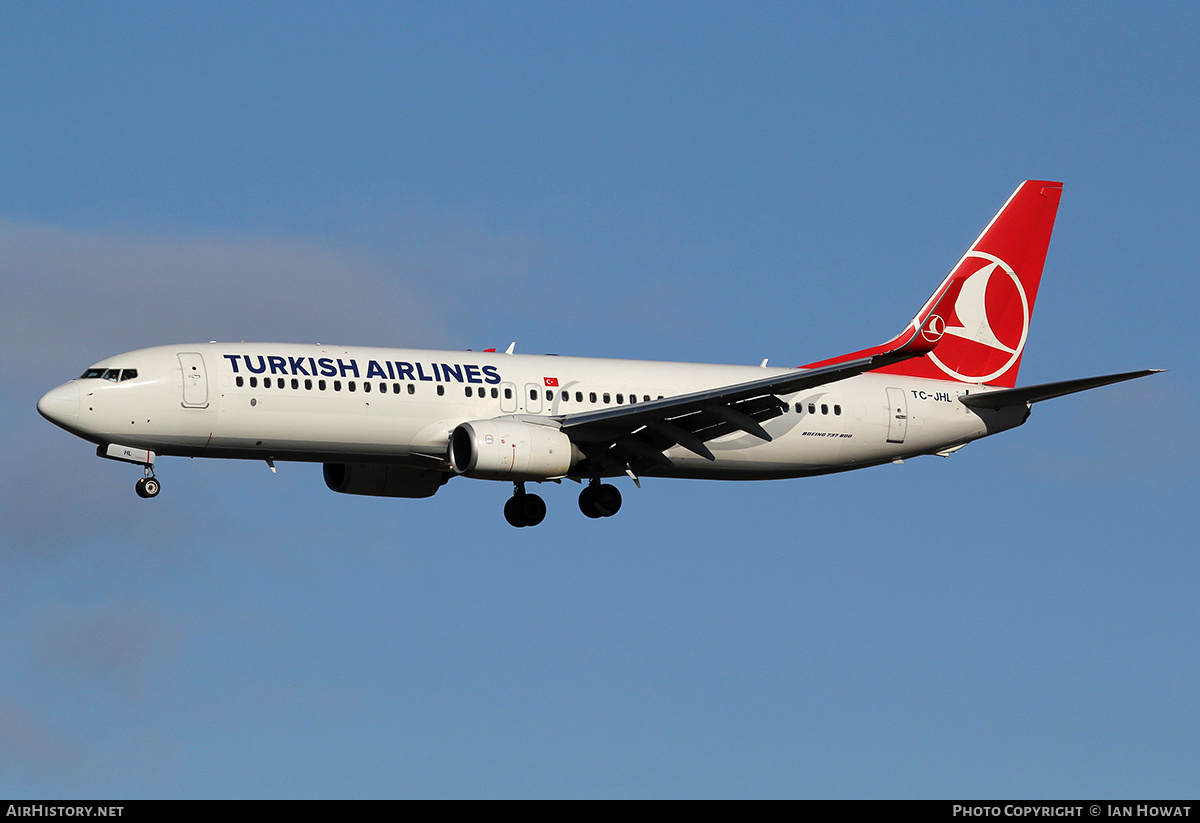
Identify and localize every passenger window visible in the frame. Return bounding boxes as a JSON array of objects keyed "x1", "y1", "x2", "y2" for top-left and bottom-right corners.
[
  {"x1": 334, "y1": 380, "x2": 342, "y2": 391},
  {"x1": 264, "y1": 377, "x2": 272, "y2": 388},
  {"x1": 504, "y1": 387, "x2": 512, "y2": 399},
  {"x1": 529, "y1": 388, "x2": 537, "y2": 400},
  {"x1": 465, "y1": 386, "x2": 473, "y2": 397},
  {"x1": 380, "y1": 382, "x2": 386, "y2": 393},
  {"x1": 616, "y1": 394, "x2": 623, "y2": 404},
  {"x1": 603, "y1": 393, "x2": 610, "y2": 404},
  {"x1": 576, "y1": 391, "x2": 583, "y2": 402},
  {"x1": 120, "y1": 369, "x2": 138, "y2": 381},
  {"x1": 319, "y1": 380, "x2": 326, "y2": 391},
  {"x1": 250, "y1": 377, "x2": 258, "y2": 388},
  {"x1": 364, "y1": 382, "x2": 372, "y2": 393},
  {"x1": 291, "y1": 378, "x2": 299, "y2": 389},
  {"x1": 794, "y1": 403, "x2": 802, "y2": 413},
  {"x1": 821, "y1": 404, "x2": 828, "y2": 415},
  {"x1": 407, "y1": 384, "x2": 415, "y2": 395},
  {"x1": 491, "y1": 387, "x2": 498, "y2": 398},
  {"x1": 589, "y1": 392, "x2": 597, "y2": 403},
  {"x1": 393, "y1": 383, "x2": 400, "y2": 394},
  {"x1": 834, "y1": 405, "x2": 841, "y2": 415},
  {"x1": 305, "y1": 379, "x2": 312, "y2": 390},
  {"x1": 643, "y1": 395, "x2": 650, "y2": 402},
  {"x1": 562, "y1": 391, "x2": 569, "y2": 401},
  {"x1": 545, "y1": 390, "x2": 552, "y2": 401},
  {"x1": 236, "y1": 376, "x2": 244, "y2": 387},
  {"x1": 349, "y1": 381, "x2": 356, "y2": 392},
  {"x1": 808, "y1": 403, "x2": 815, "y2": 414},
  {"x1": 437, "y1": 385, "x2": 445, "y2": 396}
]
